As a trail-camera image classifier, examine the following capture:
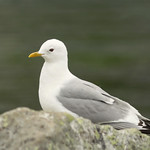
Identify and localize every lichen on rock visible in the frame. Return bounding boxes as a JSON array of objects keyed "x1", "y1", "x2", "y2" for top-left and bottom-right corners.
[{"x1": 0, "y1": 107, "x2": 149, "y2": 150}]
